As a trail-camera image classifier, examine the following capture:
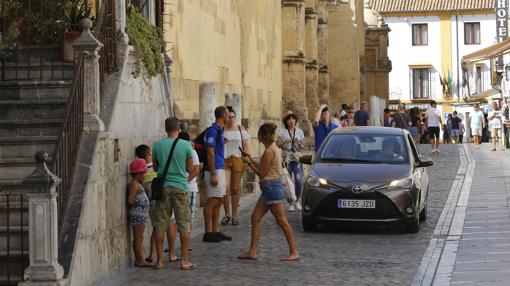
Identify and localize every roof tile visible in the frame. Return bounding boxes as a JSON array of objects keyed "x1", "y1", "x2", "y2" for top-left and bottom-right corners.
[{"x1": 372, "y1": 0, "x2": 495, "y2": 14}]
